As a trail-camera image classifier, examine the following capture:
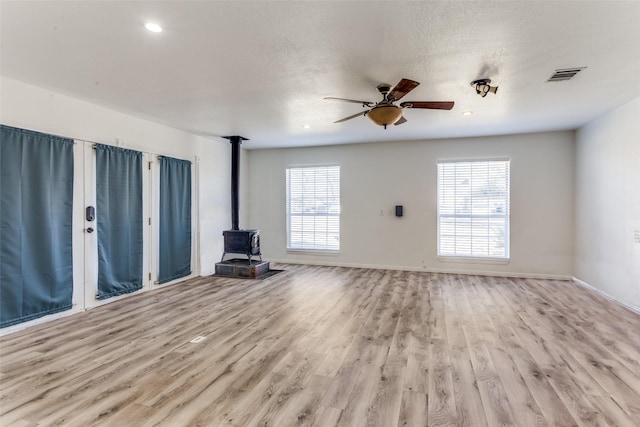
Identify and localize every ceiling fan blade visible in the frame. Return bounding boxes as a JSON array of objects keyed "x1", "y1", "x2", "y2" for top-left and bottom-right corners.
[
  {"x1": 334, "y1": 110, "x2": 369, "y2": 123},
  {"x1": 324, "y1": 97, "x2": 374, "y2": 107},
  {"x1": 394, "y1": 116, "x2": 407, "y2": 126},
  {"x1": 400, "y1": 101, "x2": 455, "y2": 110},
  {"x1": 388, "y1": 78, "x2": 420, "y2": 102}
]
